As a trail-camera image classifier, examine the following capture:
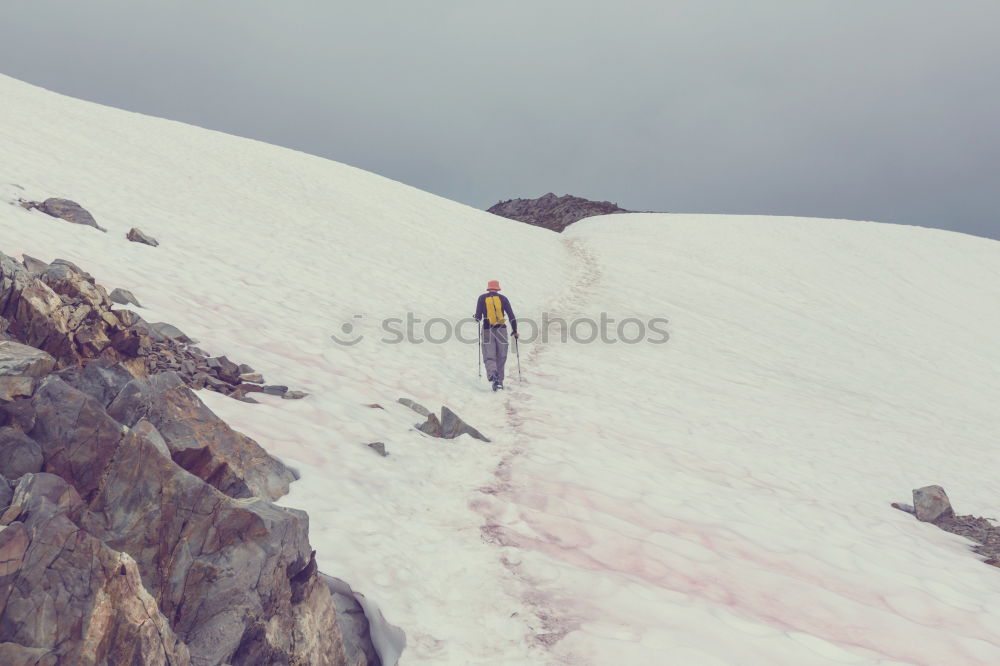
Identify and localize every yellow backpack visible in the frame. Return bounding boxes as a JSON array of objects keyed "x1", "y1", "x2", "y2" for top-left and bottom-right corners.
[{"x1": 484, "y1": 294, "x2": 505, "y2": 326}]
